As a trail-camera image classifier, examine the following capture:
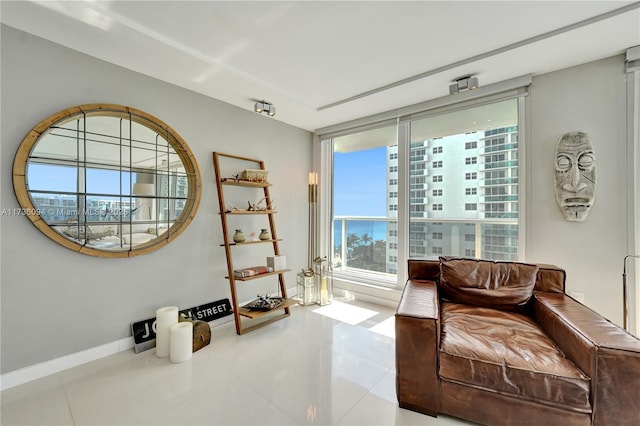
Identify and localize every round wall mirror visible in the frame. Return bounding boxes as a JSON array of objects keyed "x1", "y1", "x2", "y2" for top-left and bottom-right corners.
[{"x1": 12, "y1": 104, "x2": 201, "y2": 257}]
